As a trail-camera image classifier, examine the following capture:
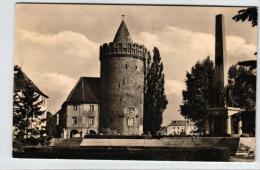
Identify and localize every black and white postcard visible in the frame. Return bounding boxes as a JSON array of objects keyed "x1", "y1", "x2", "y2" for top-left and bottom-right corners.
[{"x1": 12, "y1": 3, "x2": 257, "y2": 162}]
